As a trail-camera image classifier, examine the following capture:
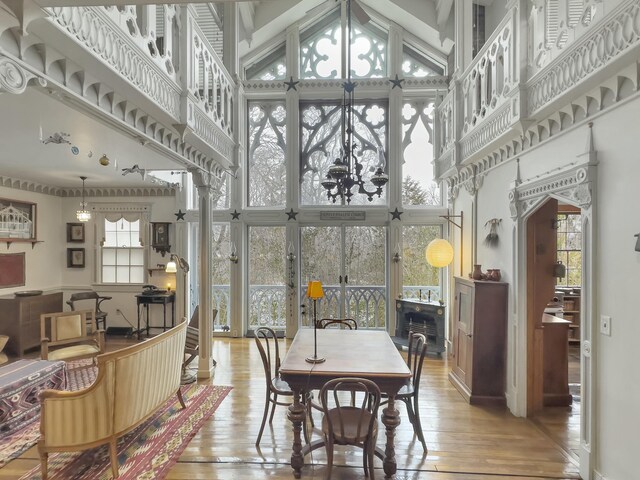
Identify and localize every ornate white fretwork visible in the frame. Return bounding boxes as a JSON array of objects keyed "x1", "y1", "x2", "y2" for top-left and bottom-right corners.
[
  {"x1": 47, "y1": 6, "x2": 182, "y2": 119},
  {"x1": 0, "y1": 55, "x2": 45, "y2": 95},
  {"x1": 527, "y1": 1, "x2": 640, "y2": 114},
  {"x1": 509, "y1": 163, "x2": 595, "y2": 220}
]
